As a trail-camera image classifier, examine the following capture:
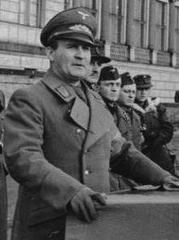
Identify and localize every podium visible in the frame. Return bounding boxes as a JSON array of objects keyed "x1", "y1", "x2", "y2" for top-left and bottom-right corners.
[{"x1": 65, "y1": 191, "x2": 179, "y2": 240}]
